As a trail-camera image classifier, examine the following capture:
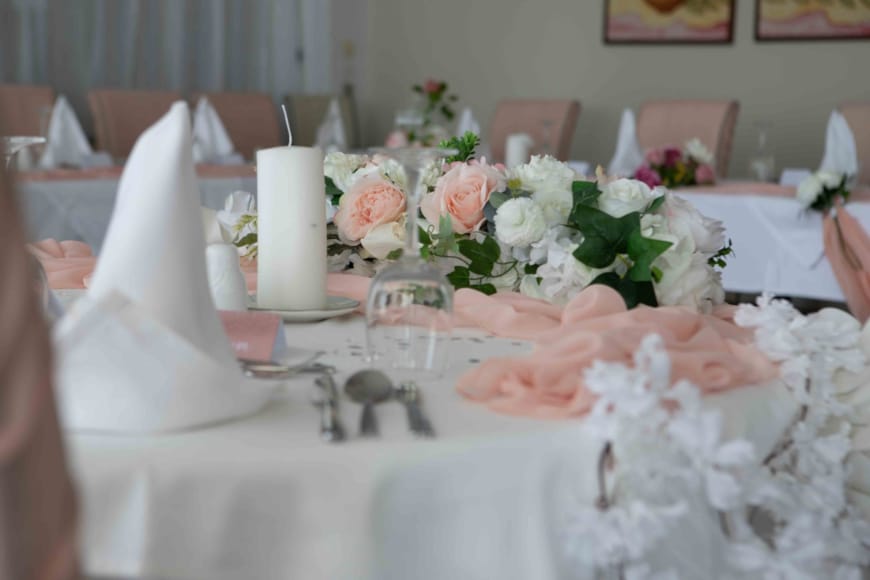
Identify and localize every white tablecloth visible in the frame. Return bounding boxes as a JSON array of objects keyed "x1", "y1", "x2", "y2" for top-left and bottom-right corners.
[
  {"x1": 67, "y1": 316, "x2": 799, "y2": 580},
  {"x1": 16, "y1": 174, "x2": 255, "y2": 254},
  {"x1": 677, "y1": 191, "x2": 870, "y2": 302}
]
